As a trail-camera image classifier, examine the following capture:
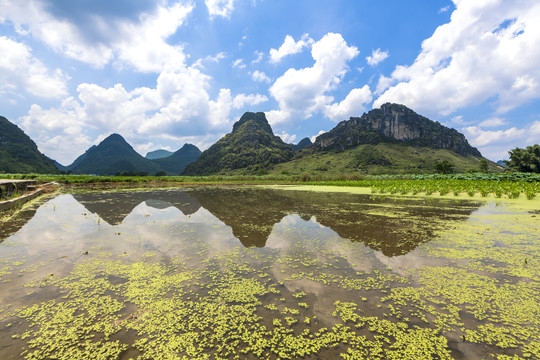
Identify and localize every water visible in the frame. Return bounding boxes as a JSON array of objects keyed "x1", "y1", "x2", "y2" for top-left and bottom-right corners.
[{"x1": 0, "y1": 187, "x2": 538, "y2": 359}]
